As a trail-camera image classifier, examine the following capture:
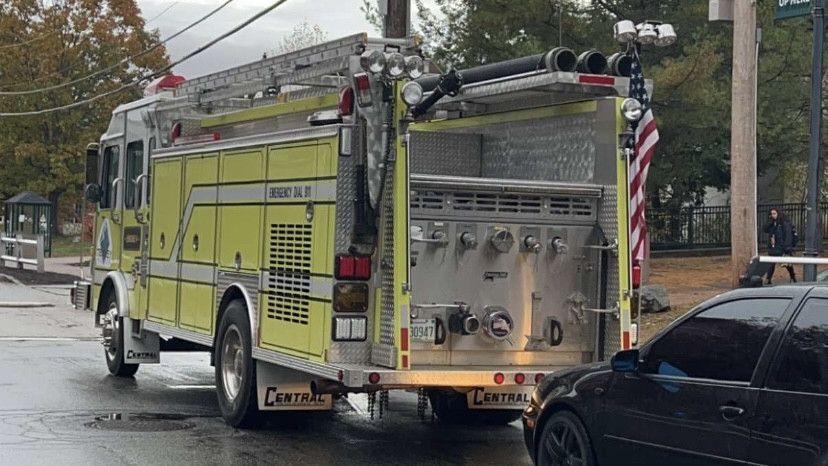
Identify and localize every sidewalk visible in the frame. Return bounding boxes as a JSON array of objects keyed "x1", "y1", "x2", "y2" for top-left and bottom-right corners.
[
  {"x1": 0, "y1": 281, "x2": 99, "y2": 339},
  {"x1": 43, "y1": 256, "x2": 88, "y2": 278}
]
